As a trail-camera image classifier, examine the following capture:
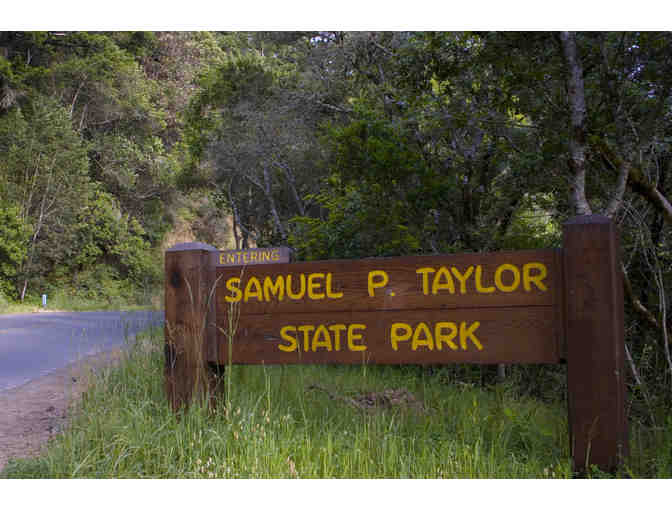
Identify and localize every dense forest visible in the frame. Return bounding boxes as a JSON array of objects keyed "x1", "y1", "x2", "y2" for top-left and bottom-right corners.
[{"x1": 1, "y1": 31, "x2": 672, "y2": 420}]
